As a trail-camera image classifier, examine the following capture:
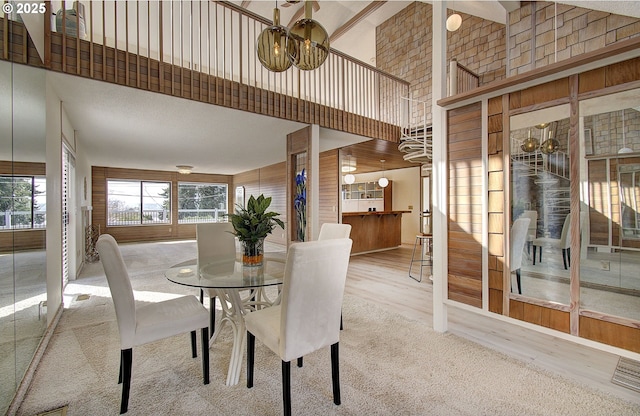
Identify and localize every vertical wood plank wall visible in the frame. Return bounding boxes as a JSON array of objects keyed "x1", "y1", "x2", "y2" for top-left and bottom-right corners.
[
  {"x1": 233, "y1": 163, "x2": 287, "y2": 246},
  {"x1": 447, "y1": 102, "x2": 483, "y2": 308},
  {"x1": 587, "y1": 159, "x2": 609, "y2": 246},
  {"x1": 318, "y1": 149, "x2": 340, "y2": 227}
]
